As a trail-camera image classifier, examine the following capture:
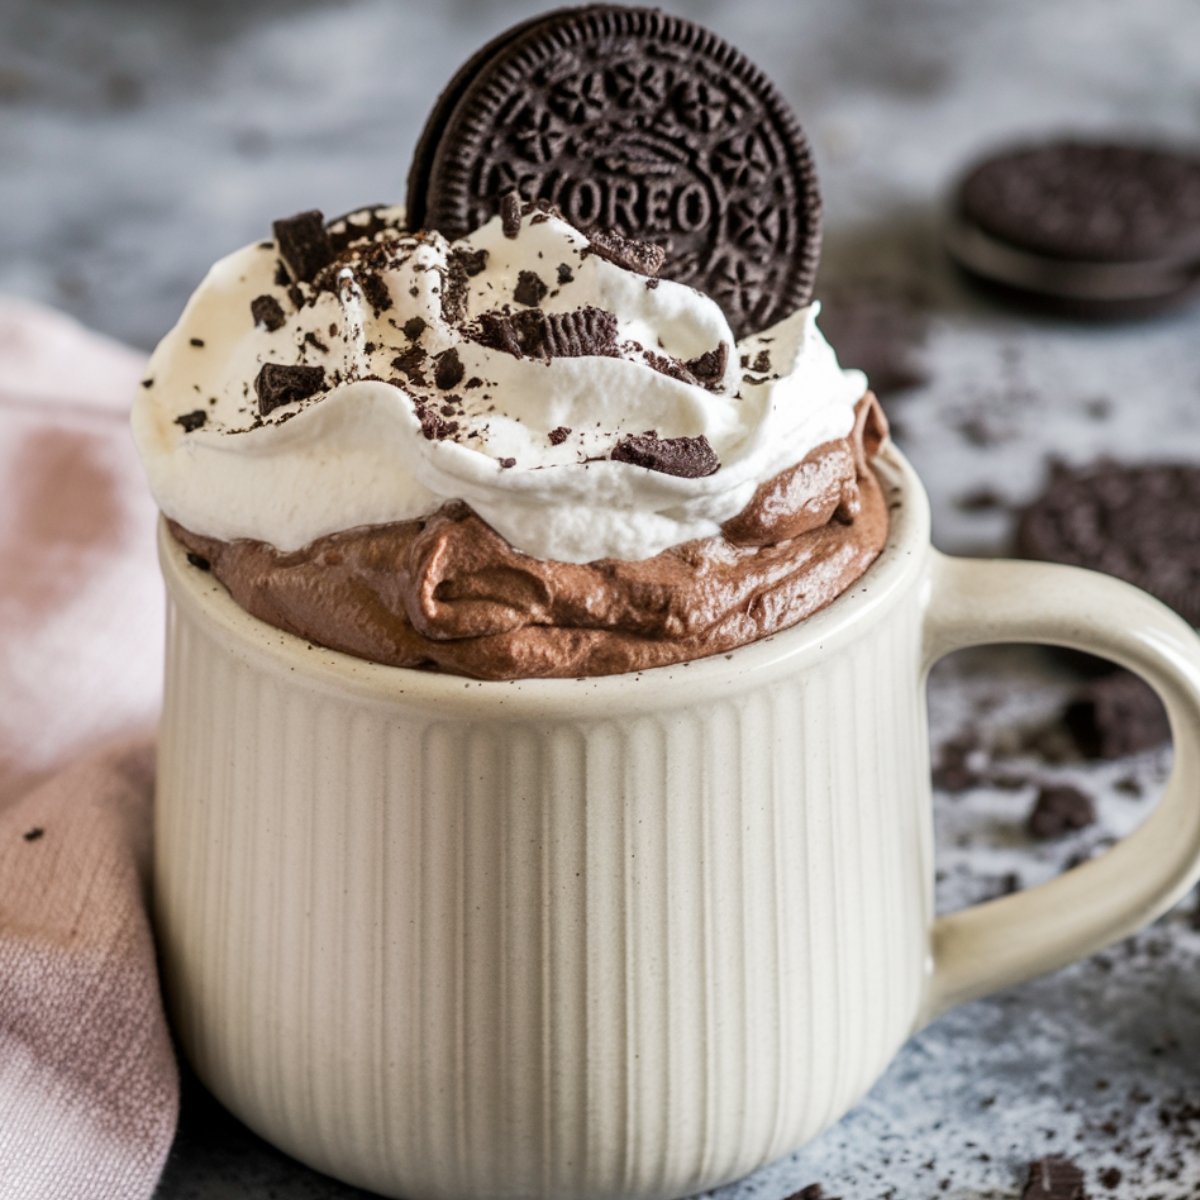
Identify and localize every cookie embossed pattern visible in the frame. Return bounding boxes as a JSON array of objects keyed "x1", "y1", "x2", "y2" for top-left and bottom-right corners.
[{"x1": 408, "y1": 6, "x2": 821, "y2": 337}]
